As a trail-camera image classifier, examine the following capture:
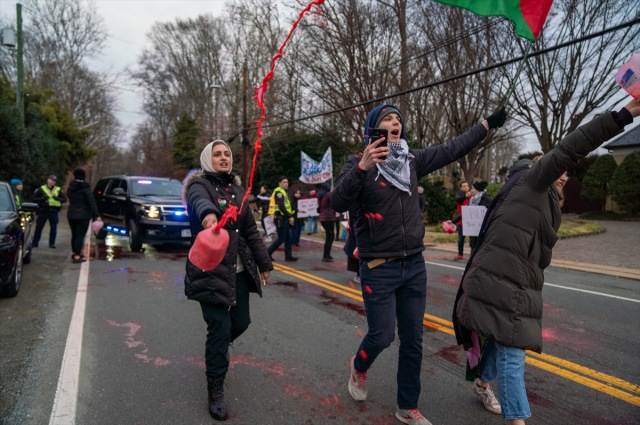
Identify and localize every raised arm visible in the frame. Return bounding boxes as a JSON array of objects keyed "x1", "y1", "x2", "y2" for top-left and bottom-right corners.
[{"x1": 526, "y1": 105, "x2": 636, "y2": 192}]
